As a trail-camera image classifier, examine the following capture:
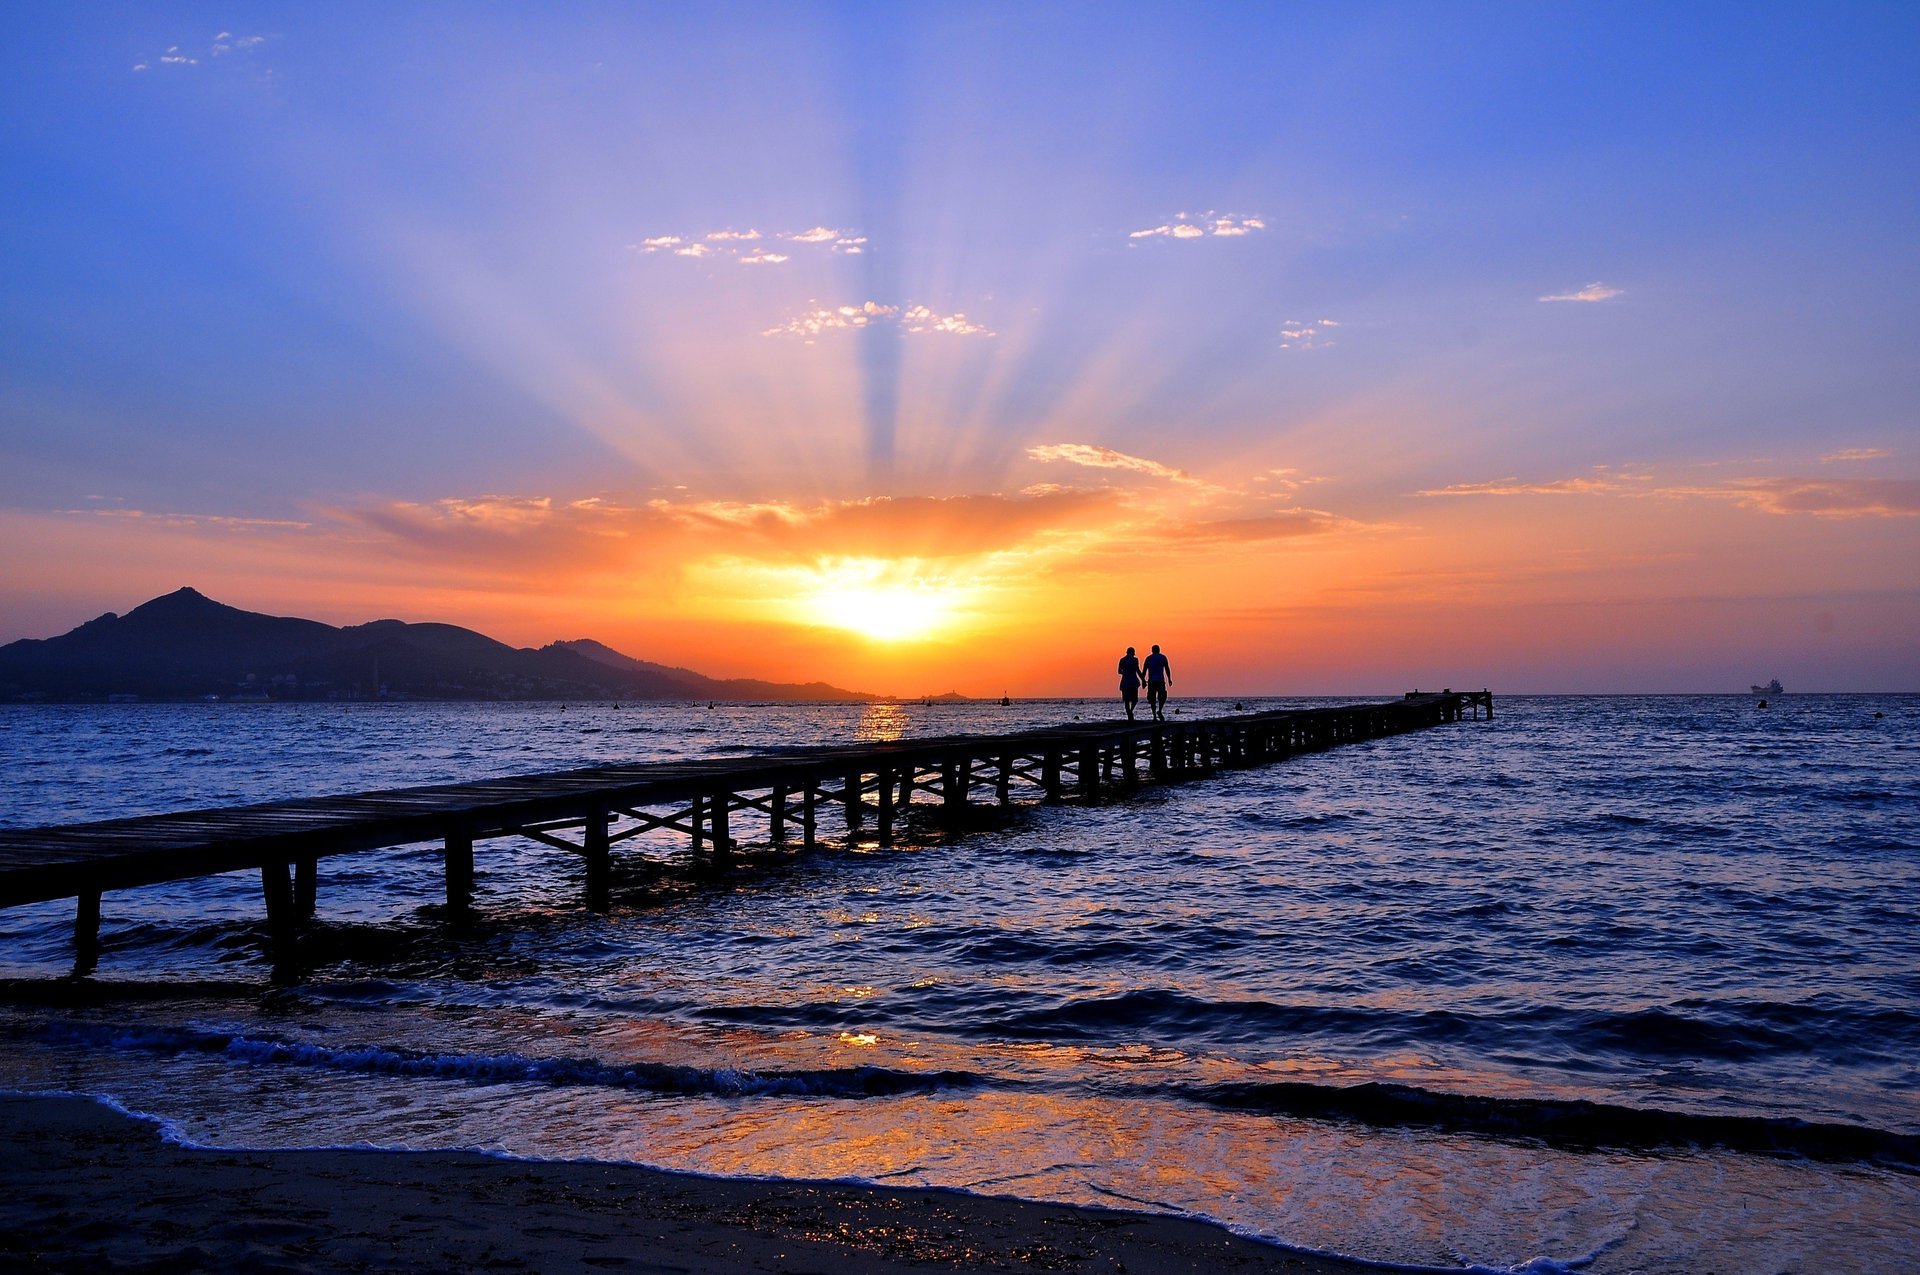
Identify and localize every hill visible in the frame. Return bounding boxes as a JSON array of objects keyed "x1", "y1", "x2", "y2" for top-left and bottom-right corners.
[{"x1": 0, "y1": 588, "x2": 878, "y2": 703}]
